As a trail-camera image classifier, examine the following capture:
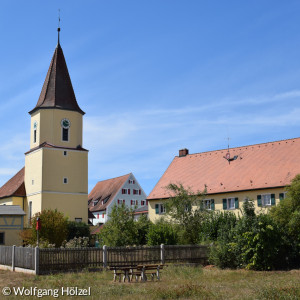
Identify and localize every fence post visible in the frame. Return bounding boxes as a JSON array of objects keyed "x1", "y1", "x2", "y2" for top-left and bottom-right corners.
[
  {"x1": 12, "y1": 245, "x2": 16, "y2": 271},
  {"x1": 35, "y1": 246, "x2": 39, "y2": 275},
  {"x1": 103, "y1": 245, "x2": 107, "y2": 269},
  {"x1": 161, "y1": 244, "x2": 165, "y2": 265}
]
